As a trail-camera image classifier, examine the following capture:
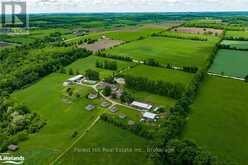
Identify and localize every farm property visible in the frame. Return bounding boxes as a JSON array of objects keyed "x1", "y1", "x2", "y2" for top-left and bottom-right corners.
[
  {"x1": 209, "y1": 49, "x2": 248, "y2": 78},
  {"x1": 105, "y1": 37, "x2": 217, "y2": 67},
  {"x1": 220, "y1": 40, "x2": 248, "y2": 49},
  {"x1": 183, "y1": 76, "x2": 248, "y2": 165},
  {"x1": 172, "y1": 27, "x2": 223, "y2": 35}
]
